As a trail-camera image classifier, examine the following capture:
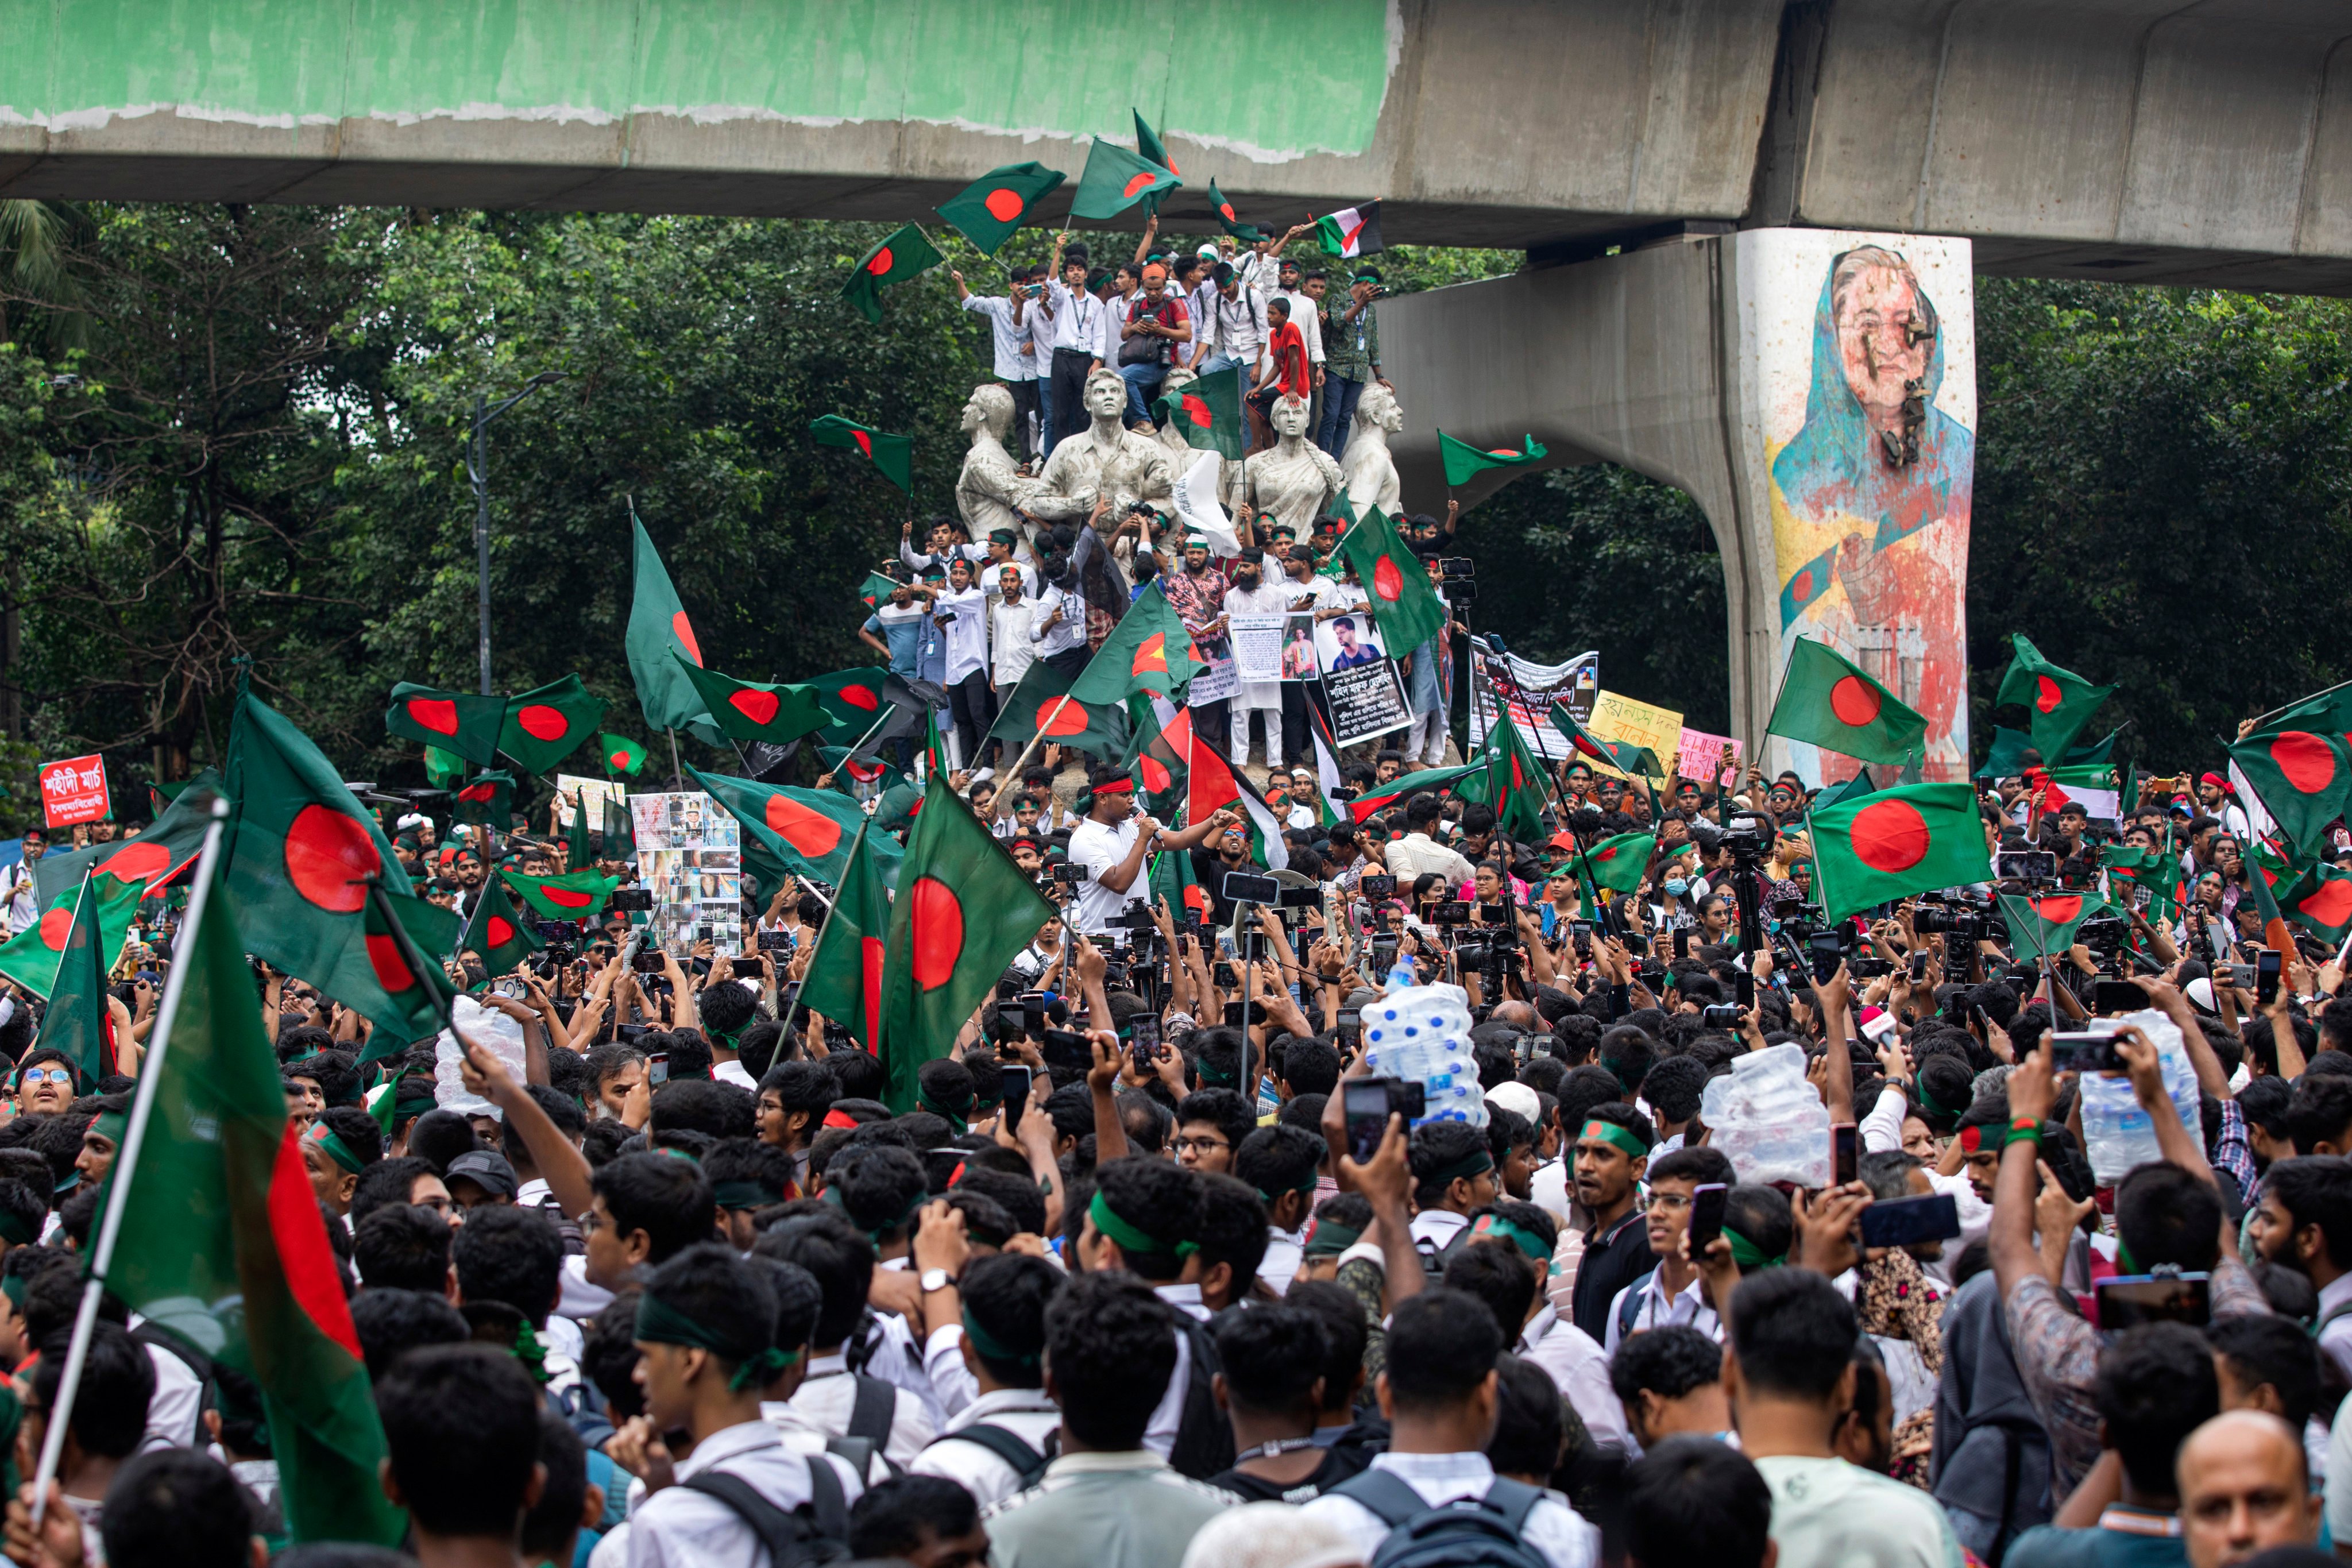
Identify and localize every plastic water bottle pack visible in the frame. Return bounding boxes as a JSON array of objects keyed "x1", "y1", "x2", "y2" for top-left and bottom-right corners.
[
  {"x1": 2075, "y1": 1009, "x2": 2200, "y2": 1184},
  {"x1": 1361, "y1": 964, "x2": 1487, "y2": 1129},
  {"x1": 1700, "y1": 1041, "x2": 1832, "y2": 1188}
]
